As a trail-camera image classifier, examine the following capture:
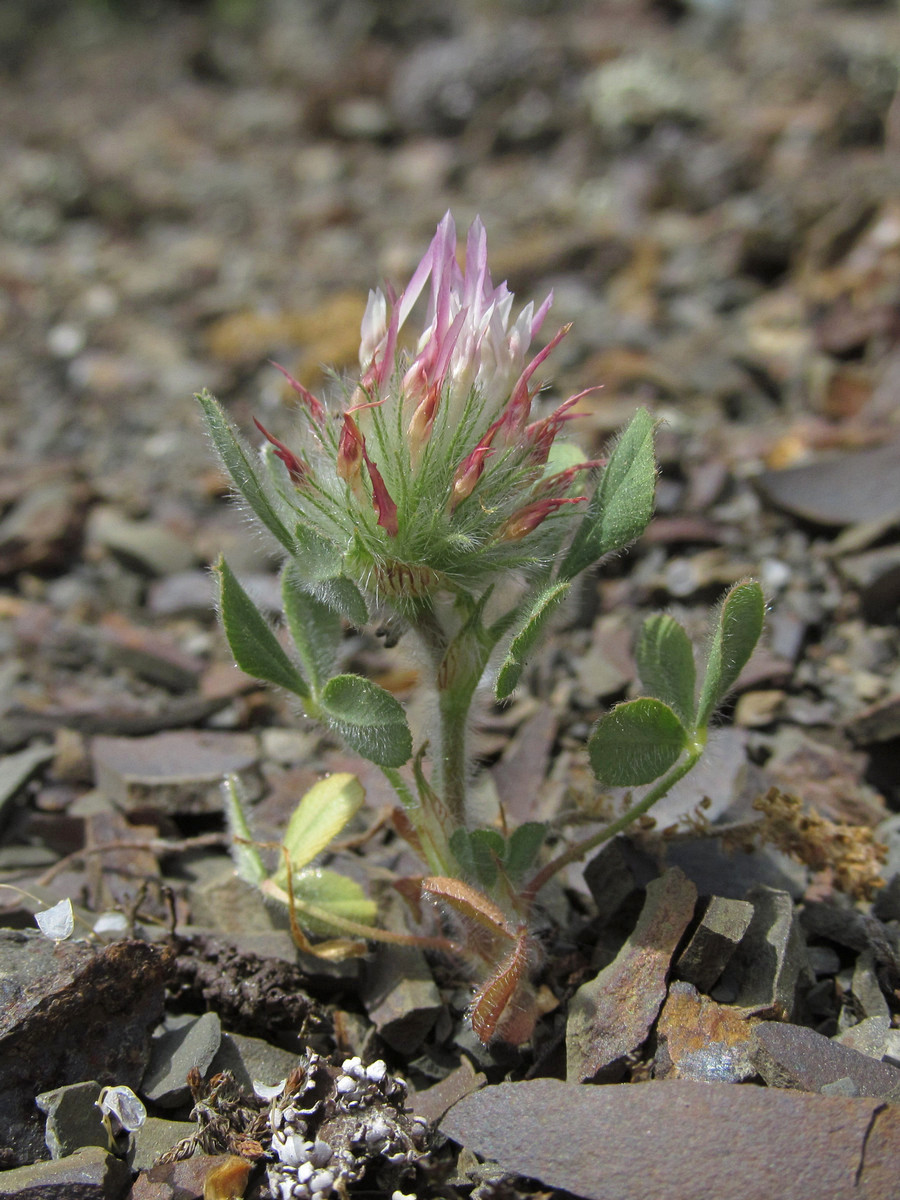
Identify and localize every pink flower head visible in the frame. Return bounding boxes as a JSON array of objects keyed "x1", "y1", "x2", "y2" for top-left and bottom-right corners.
[{"x1": 360, "y1": 213, "x2": 554, "y2": 437}]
